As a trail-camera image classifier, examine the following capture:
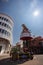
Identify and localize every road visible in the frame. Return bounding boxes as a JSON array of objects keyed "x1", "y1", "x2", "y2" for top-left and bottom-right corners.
[
  {"x1": 20, "y1": 55, "x2": 43, "y2": 65},
  {"x1": 0, "y1": 54, "x2": 43, "y2": 65}
]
